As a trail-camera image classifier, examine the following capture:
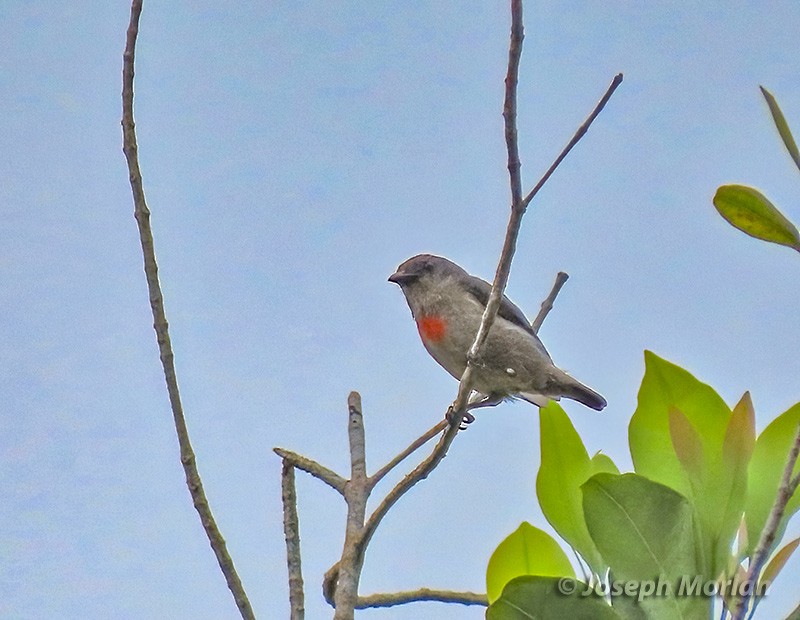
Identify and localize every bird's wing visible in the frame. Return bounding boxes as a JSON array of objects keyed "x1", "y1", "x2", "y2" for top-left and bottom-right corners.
[{"x1": 462, "y1": 274, "x2": 537, "y2": 337}]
